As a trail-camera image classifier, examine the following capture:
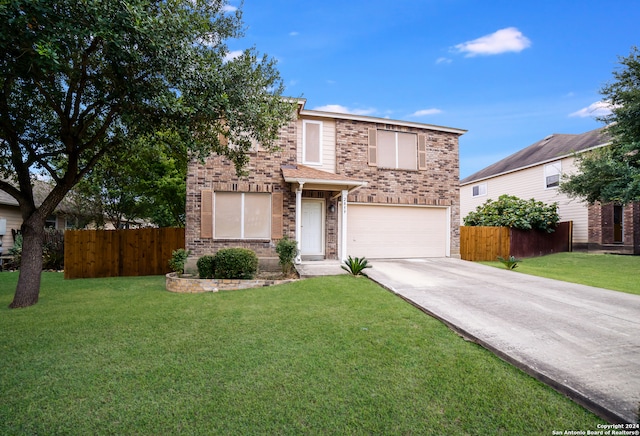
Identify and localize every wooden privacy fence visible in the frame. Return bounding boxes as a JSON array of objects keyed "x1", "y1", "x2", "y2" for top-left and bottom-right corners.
[
  {"x1": 460, "y1": 222, "x2": 572, "y2": 261},
  {"x1": 64, "y1": 227, "x2": 185, "y2": 279}
]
